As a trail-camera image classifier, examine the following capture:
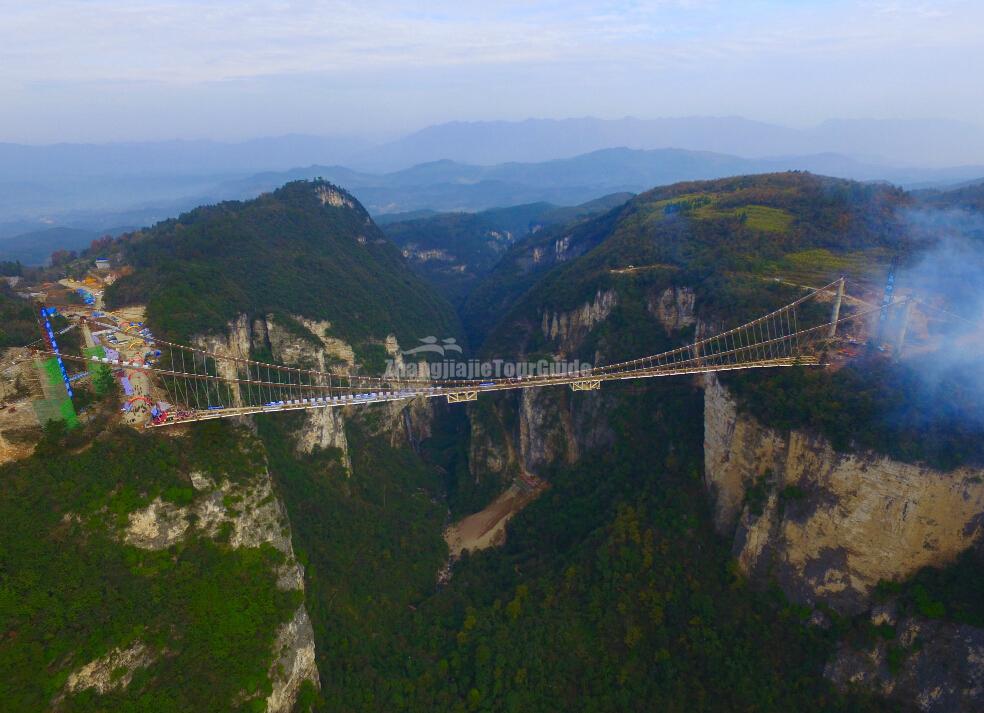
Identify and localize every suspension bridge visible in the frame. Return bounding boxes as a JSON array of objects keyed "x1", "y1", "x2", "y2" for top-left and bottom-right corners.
[{"x1": 31, "y1": 278, "x2": 894, "y2": 428}]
